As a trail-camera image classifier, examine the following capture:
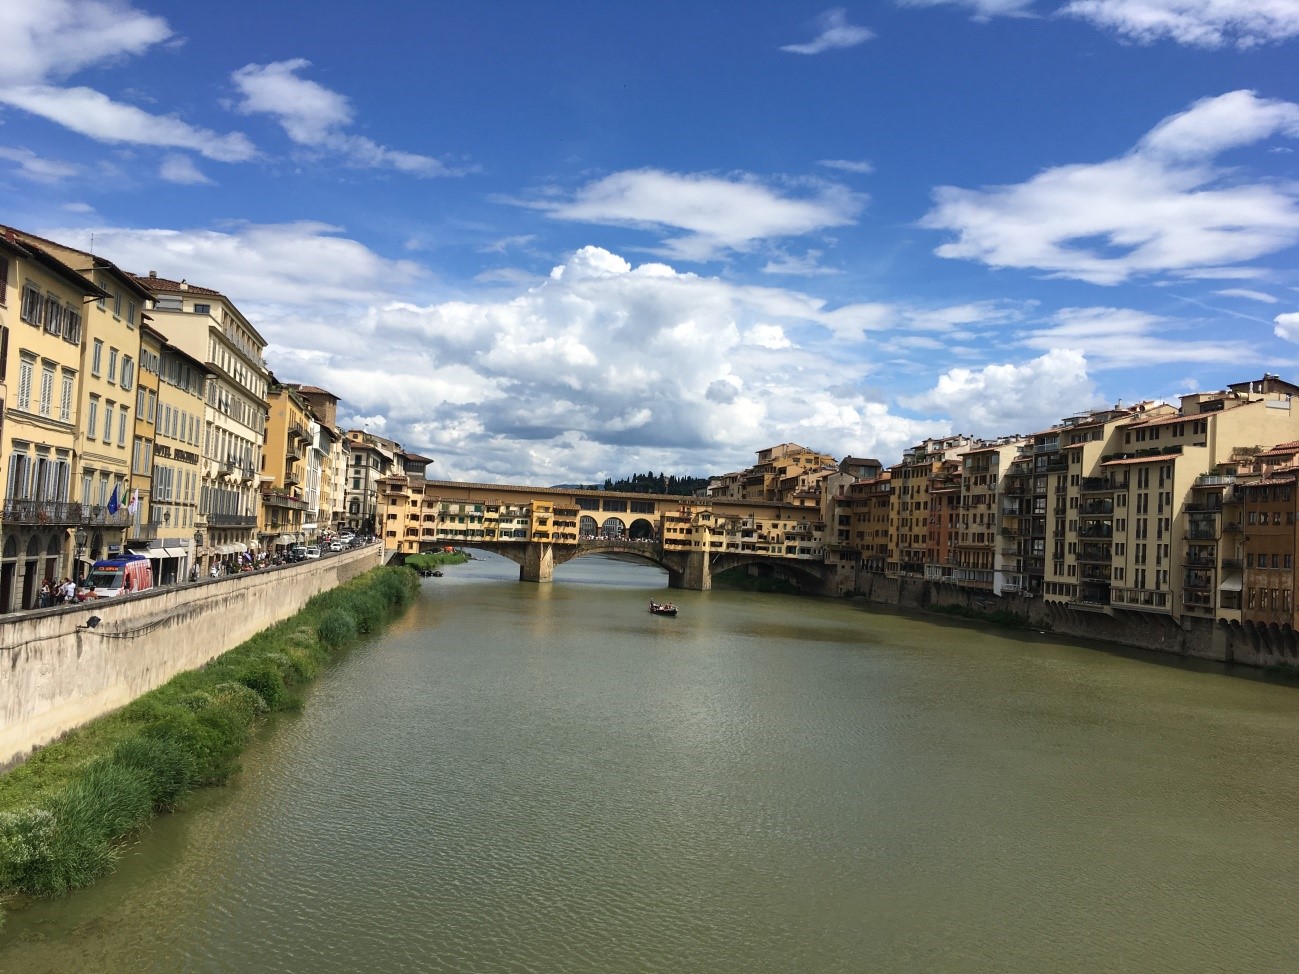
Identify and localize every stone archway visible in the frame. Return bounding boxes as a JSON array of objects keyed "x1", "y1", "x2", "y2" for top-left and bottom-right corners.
[
  {"x1": 599, "y1": 517, "x2": 626, "y2": 539},
  {"x1": 579, "y1": 515, "x2": 598, "y2": 539},
  {"x1": 627, "y1": 517, "x2": 655, "y2": 541},
  {"x1": 22, "y1": 534, "x2": 42, "y2": 609}
]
